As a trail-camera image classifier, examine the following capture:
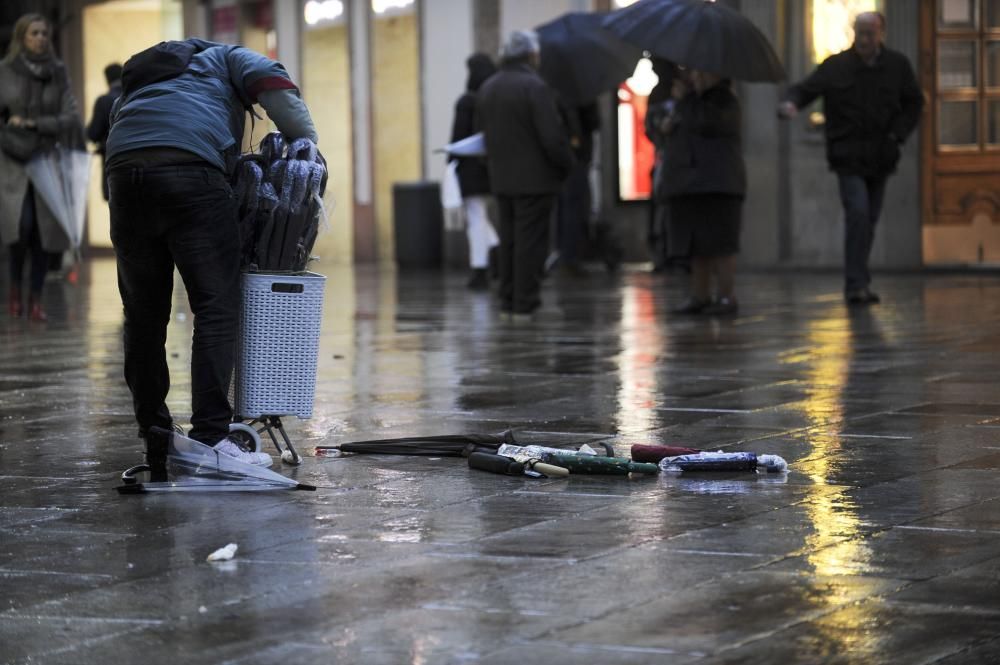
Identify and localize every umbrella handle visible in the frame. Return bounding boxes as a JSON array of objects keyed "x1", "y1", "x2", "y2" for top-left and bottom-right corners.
[{"x1": 526, "y1": 461, "x2": 569, "y2": 478}]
